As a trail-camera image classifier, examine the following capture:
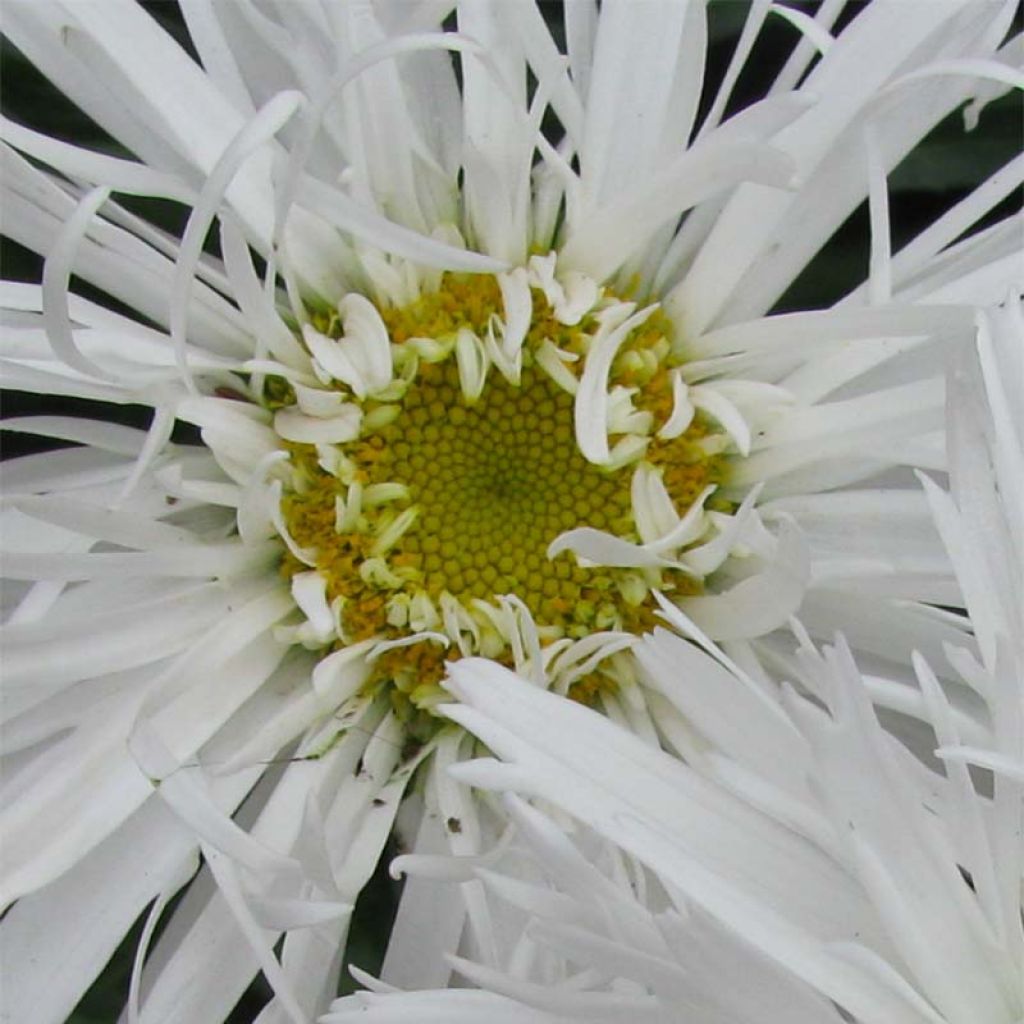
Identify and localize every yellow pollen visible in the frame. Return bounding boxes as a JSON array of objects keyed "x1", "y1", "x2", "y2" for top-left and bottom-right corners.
[{"x1": 277, "y1": 272, "x2": 729, "y2": 719}]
